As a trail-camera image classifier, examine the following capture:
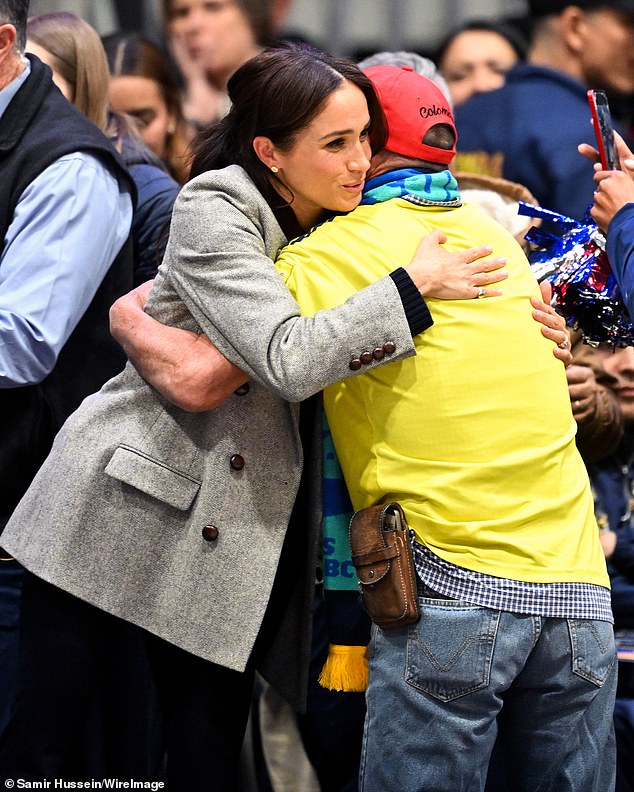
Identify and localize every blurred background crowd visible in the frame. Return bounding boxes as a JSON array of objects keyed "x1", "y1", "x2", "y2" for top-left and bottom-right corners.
[{"x1": 28, "y1": 0, "x2": 529, "y2": 58}]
